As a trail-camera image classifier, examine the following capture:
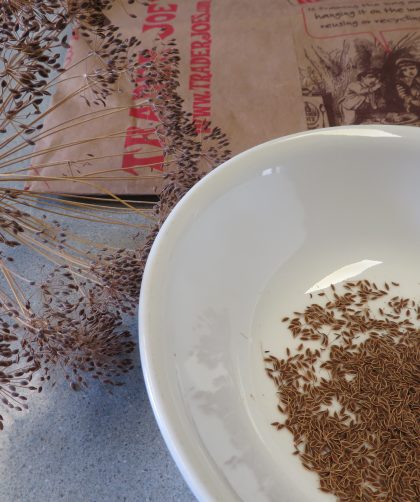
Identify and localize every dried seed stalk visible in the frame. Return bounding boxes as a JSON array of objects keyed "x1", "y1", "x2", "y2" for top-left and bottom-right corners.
[{"x1": 0, "y1": 0, "x2": 231, "y2": 433}]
